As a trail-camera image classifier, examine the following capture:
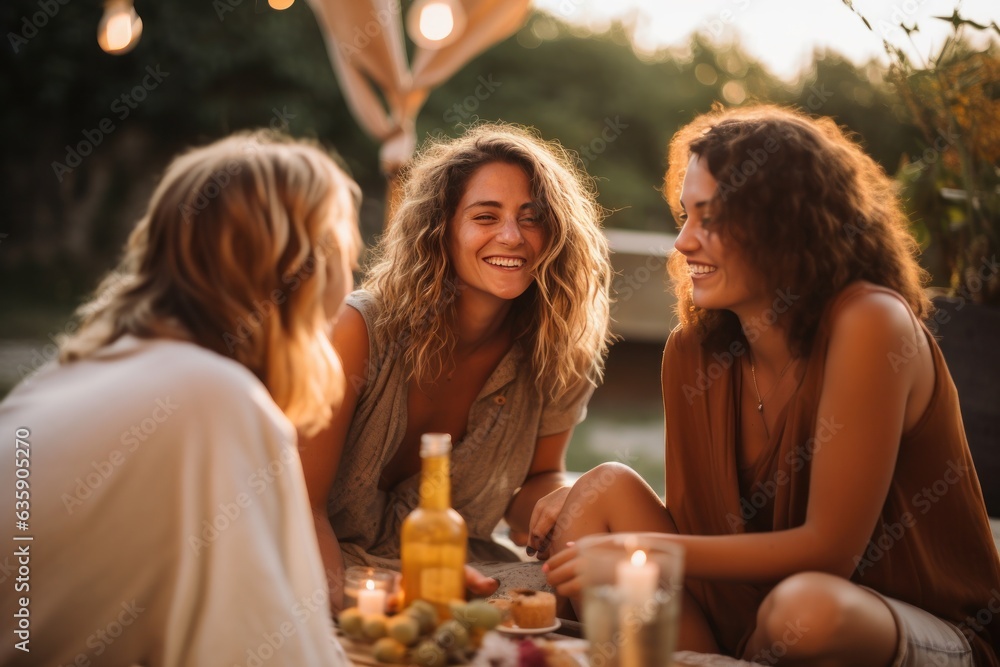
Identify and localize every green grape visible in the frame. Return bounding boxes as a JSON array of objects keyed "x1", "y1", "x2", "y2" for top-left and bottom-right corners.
[
  {"x1": 413, "y1": 639, "x2": 447, "y2": 667},
  {"x1": 433, "y1": 619, "x2": 470, "y2": 651},
  {"x1": 405, "y1": 601, "x2": 438, "y2": 634},
  {"x1": 465, "y1": 600, "x2": 503, "y2": 630},
  {"x1": 372, "y1": 637, "x2": 408, "y2": 664},
  {"x1": 337, "y1": 607, "x2": 365, "y2": 639},
  {"x1": 386, "y1": 614, "x2": 420, "y2": 646},
  {"x1": 448, "y1": 600, "x2": 473, "y2": 628},
  {"x1": 362, "y1": 614, "x2": 388, "y2": 641}
]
